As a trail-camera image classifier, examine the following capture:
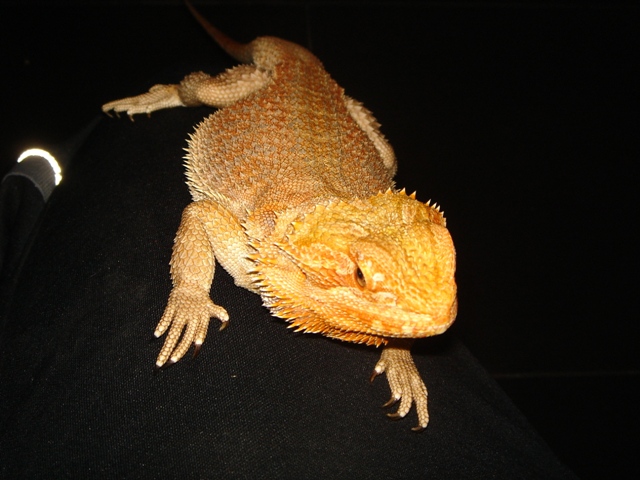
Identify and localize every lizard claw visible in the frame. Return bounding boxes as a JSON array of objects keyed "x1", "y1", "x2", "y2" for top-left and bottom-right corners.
[
  {"x1": 153, "y1": 358, "x2": 176, "y2": 374},
  {"x1": 382, "y1": 395, "x2": 399, "y2": 408}
]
